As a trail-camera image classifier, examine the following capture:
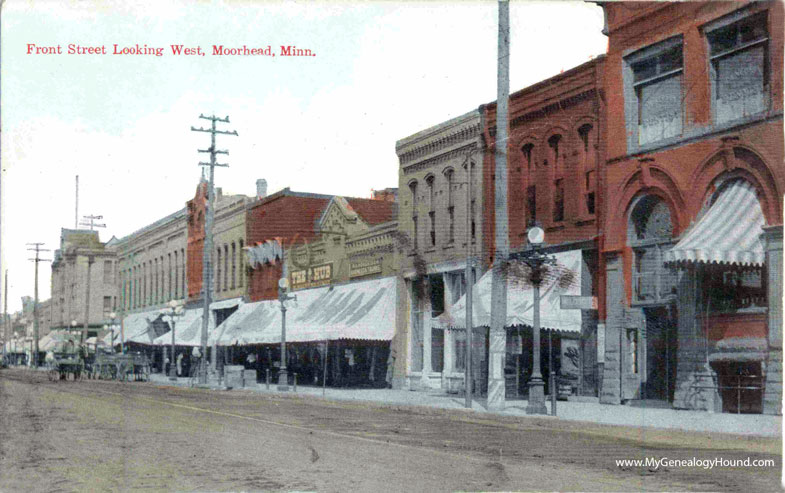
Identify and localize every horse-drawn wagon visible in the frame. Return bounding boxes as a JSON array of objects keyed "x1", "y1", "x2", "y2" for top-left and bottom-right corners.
[{"x1": 46, "y1": 344, "x2": 86, "y2": 381}]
